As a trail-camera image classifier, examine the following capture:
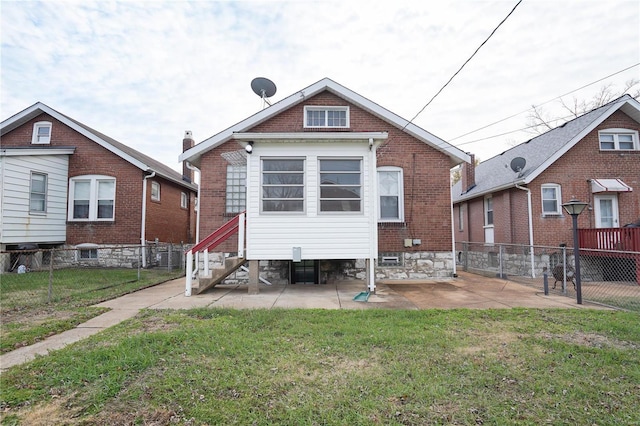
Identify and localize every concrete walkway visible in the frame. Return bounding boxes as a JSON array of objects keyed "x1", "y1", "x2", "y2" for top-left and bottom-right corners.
[{"x1": 0, "y1": 272, "x2": 604, "y2": 371}]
